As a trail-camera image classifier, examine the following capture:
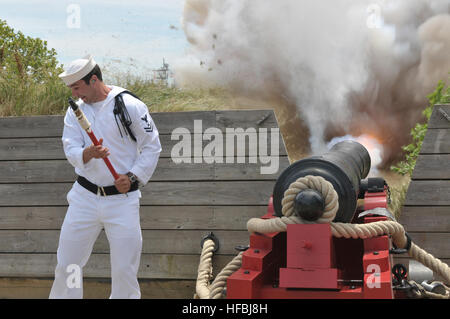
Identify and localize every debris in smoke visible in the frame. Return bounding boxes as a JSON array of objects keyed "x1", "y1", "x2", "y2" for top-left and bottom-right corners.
[{"x1": 175, "y1": 0, "x2": 450, "y2": 165}]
